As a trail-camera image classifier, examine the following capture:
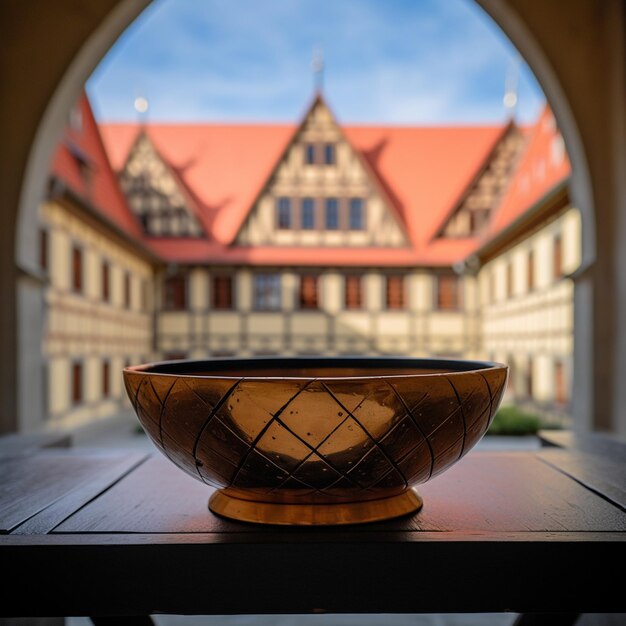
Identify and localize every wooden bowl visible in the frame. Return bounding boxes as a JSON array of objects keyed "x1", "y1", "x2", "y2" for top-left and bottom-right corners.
[{"x1": 124, "y1": 357, "x2": 508, "y2": 525}]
